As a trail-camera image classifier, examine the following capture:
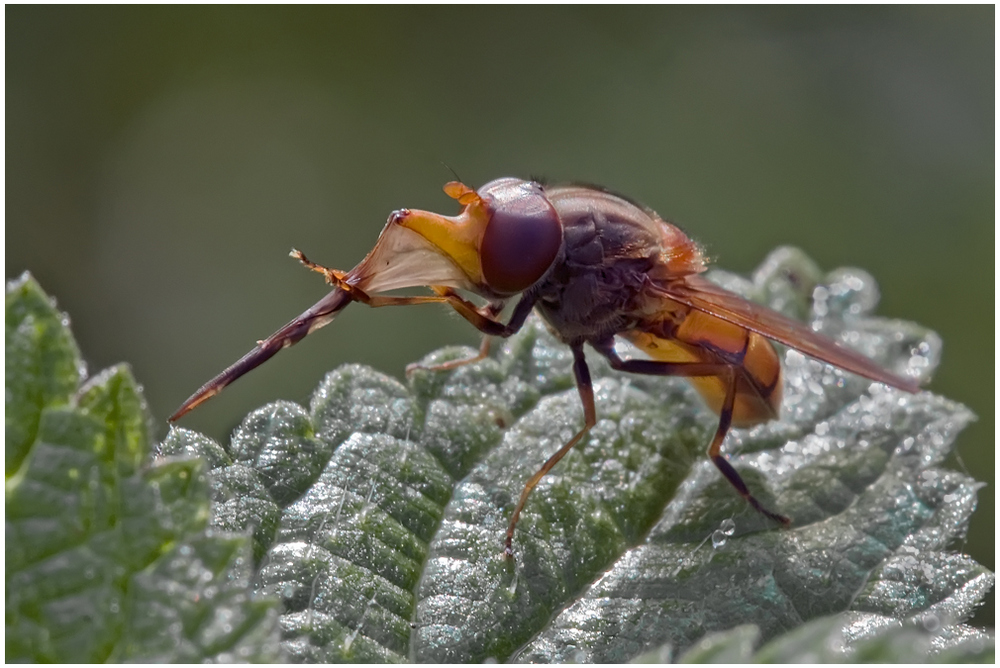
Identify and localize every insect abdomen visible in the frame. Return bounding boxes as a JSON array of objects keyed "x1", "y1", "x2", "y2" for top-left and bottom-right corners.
[{"x1": 625, "y1": 309, "x2": 782, "y2": 427}]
